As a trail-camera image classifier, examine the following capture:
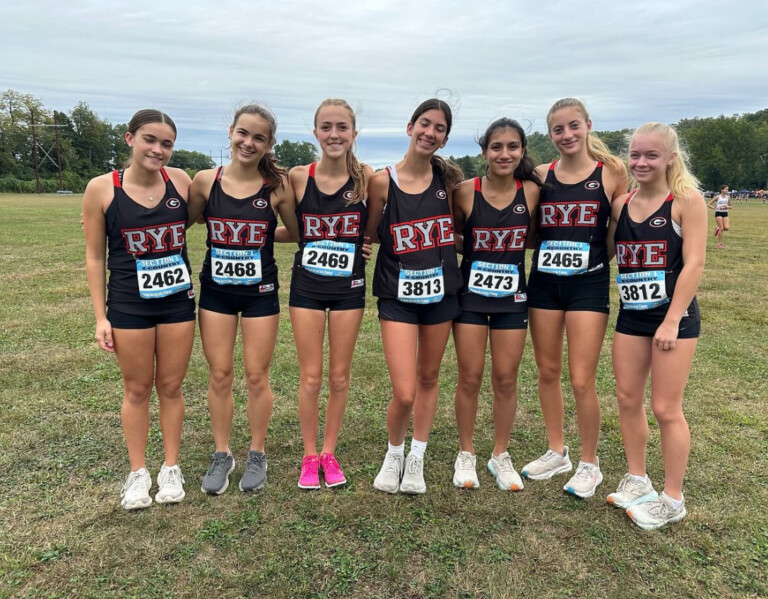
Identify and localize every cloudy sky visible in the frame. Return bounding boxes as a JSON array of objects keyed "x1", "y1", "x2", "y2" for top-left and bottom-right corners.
[{"x1": 2, "y1": 0, "x2": 765, "y2": 166}]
